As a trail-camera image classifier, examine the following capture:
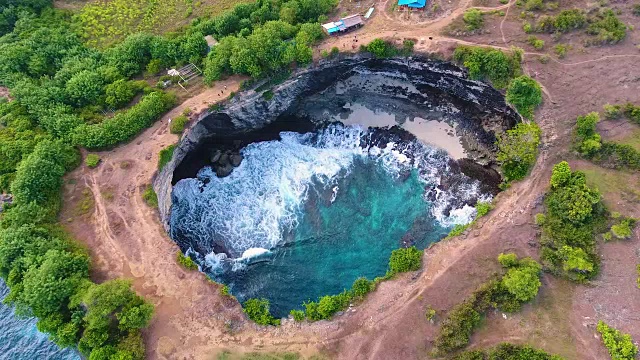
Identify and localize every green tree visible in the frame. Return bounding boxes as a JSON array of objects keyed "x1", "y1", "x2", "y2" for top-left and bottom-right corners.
[
  {"x1": 505, "y1": 75, "x2": 542, "y2": 119},
  {"x1": 243, "y1": 298, "x2": 280, "y2": 325},
  {"x1": 501, "y1": 264, "x2": 541, "y2": 302},
  {"x1": 20, "y1": 249, "x2": 90, "y2": 317},
  {"x1": 105, "y1": 80, "x2": 136, "y2": 109},
  {"x1": 65, "y1": 70, "x2": 104, "y2": 107},
  {"x1": 496, "y1": 122, "x2": 541, "y2": 182},
  {"x1": 550, "y1": 161, "x2": 572, "y2": 188},
  {"x1": 597, "y1": 321, "x2": 638, "y2": 360}
]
